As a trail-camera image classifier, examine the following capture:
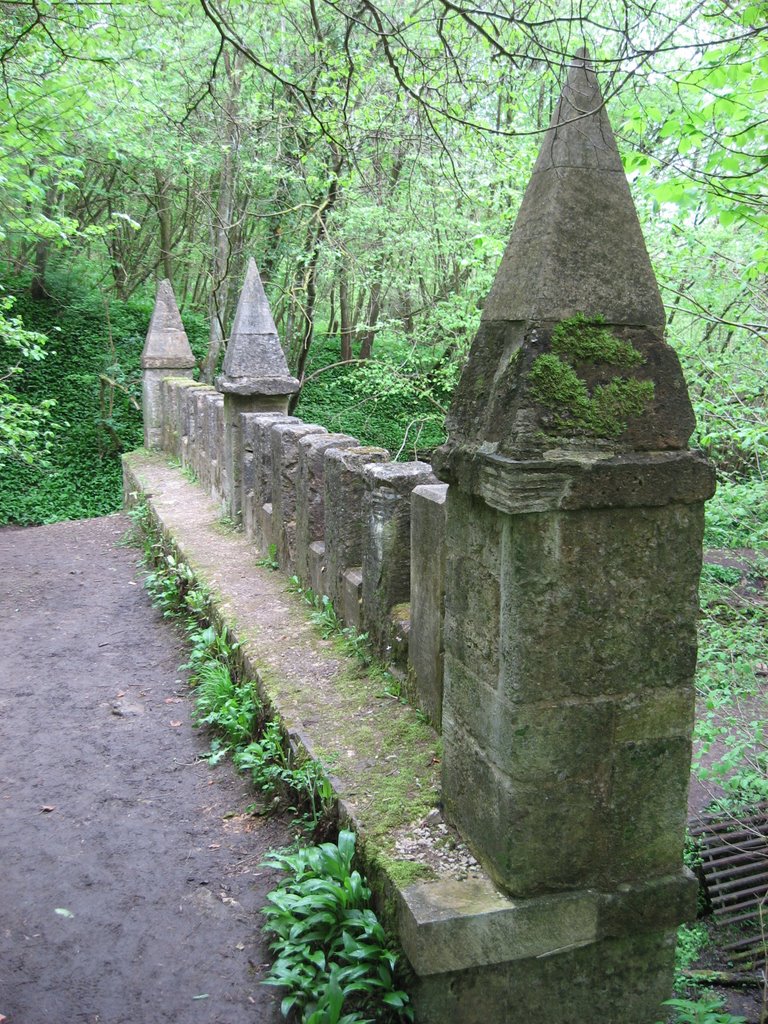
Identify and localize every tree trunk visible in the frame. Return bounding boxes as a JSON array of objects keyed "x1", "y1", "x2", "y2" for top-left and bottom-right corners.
[
  {"x1": 339, "y1": 260, "x2": 353, "y2": 361},
  {"x1": 30, "y1": 182, "x2": 58, "y2": 300},
  {"x1": 288, "y1": 161, "x2": 342, "y2": 413},
  {"x1": 154, "y1": 168, "x2": 173, "y2": 283},
  {"x1": 202, "y1": 48, "x2": 244, "y2": 383}
]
